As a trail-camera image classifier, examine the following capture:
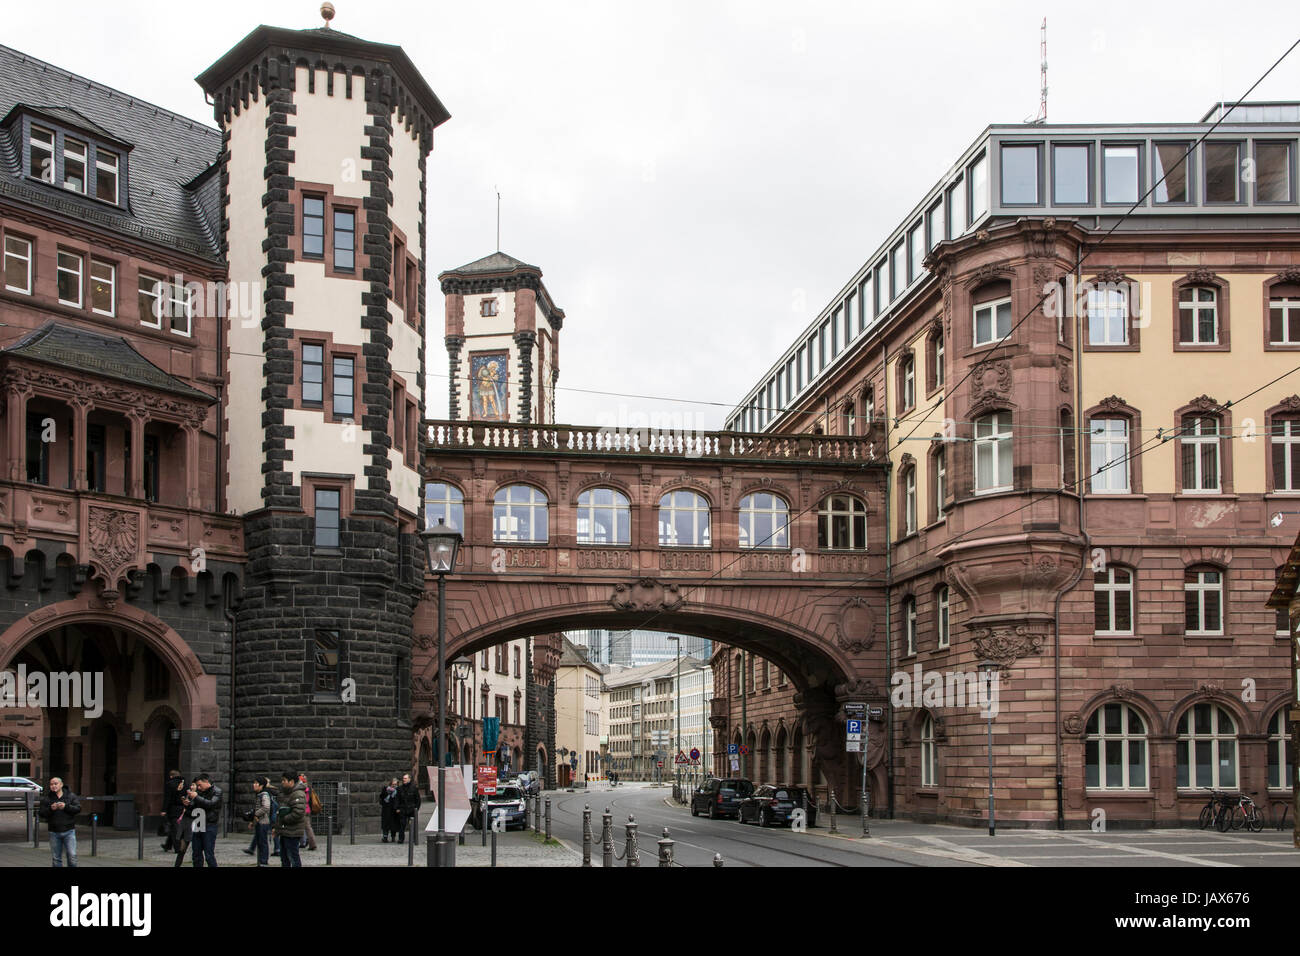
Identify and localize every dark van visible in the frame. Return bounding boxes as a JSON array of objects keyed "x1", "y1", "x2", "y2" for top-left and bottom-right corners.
[{"x1": 690, "y1": 777, "x2": 754, "y2": 819}]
